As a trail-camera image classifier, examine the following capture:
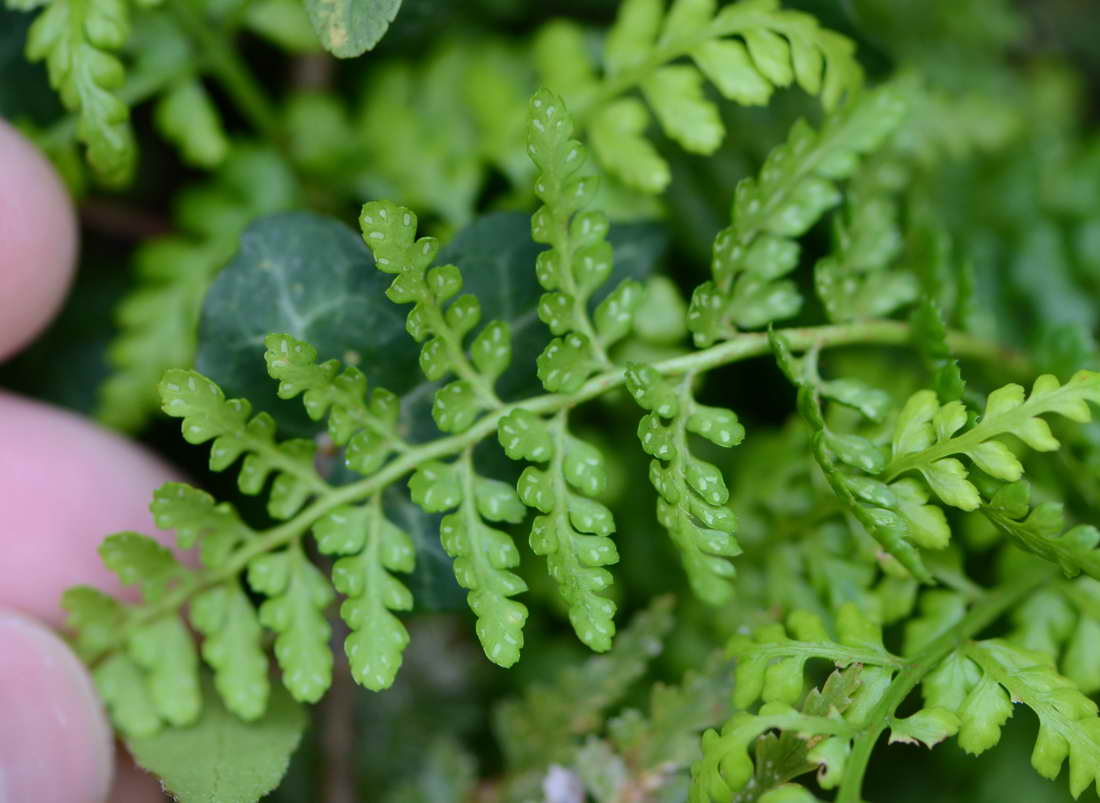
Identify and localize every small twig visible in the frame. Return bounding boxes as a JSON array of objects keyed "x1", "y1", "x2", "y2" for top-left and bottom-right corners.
[
  {"x1": 79, "y1": 199, "x2": 173, "y2": 241},
  {"x1": 321, "y1": 592, "x2": 357, "y2": 803}
]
